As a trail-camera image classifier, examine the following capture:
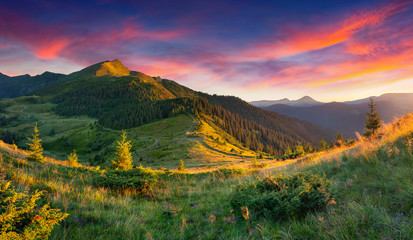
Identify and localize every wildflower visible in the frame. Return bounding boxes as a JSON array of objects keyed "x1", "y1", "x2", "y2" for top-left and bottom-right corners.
[{"x1": 209, "y1": 214, "x2": 216, "y2": 223}]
